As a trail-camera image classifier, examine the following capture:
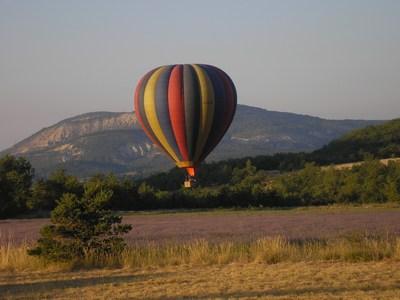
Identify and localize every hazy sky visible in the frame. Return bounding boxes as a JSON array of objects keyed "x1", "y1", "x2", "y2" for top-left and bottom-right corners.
[{"x1": 1, "y1": 0, "x2": 399, "y2": 150}]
